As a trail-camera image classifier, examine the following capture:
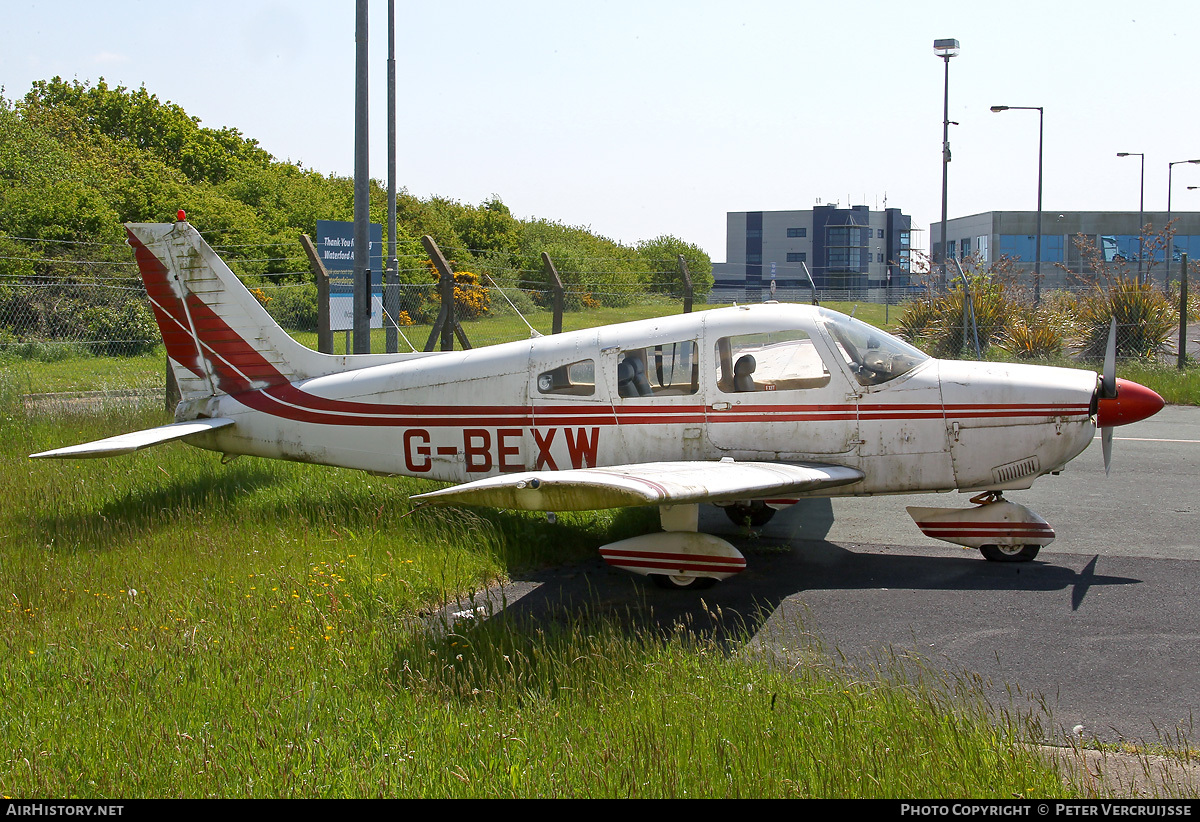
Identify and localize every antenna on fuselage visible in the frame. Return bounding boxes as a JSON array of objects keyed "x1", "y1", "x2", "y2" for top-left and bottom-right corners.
[
  {"x1": 800, "y1": 261, "x2": 819, "y2": 306},
  {"x1": 484, "y1": 272, "x2": 542, "y2": 338}
]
